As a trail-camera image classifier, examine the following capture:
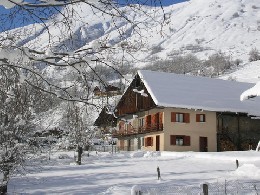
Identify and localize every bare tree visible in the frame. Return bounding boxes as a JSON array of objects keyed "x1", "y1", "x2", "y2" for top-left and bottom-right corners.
[
  {"x1": 0, "y1": 0, "x2": 166, "y2": 192},
  {"x1": 0, "y1": 0, "x2": 166, "y2": 102},
  {"x1": 0, "y1": 69, "x2": 43, "y2": 193}
]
